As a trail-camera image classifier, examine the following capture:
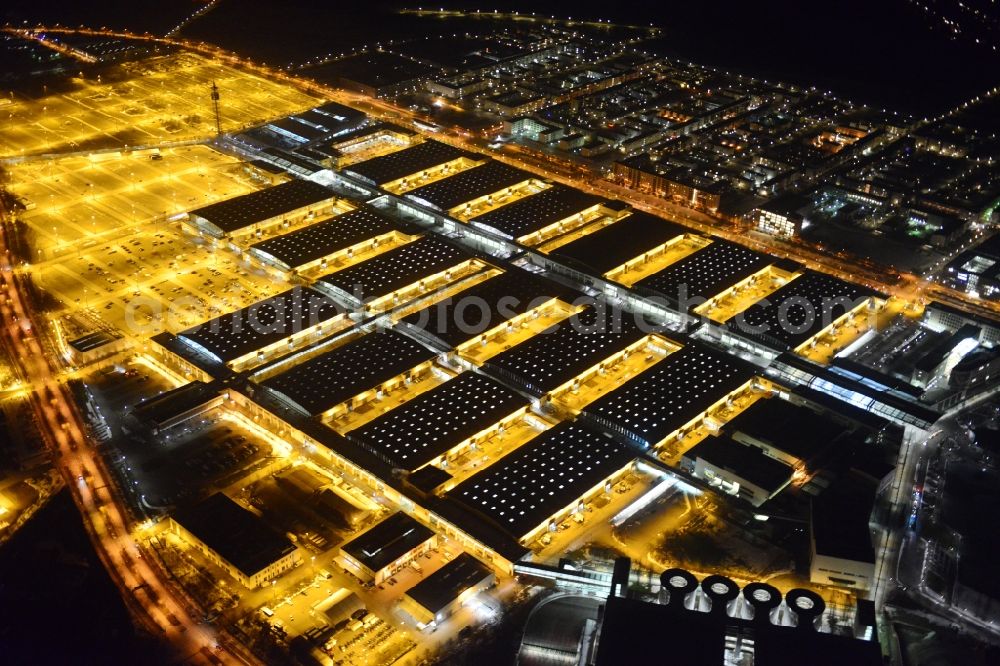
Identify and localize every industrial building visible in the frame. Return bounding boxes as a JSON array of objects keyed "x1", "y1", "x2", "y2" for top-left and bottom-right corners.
[
  {"x1": 340, "y1": 512, "x2": 437, "y2": 584},
  {"x1": 176, "y1": 287, "x2": 346, "y2": 371},
  {"x1": 400, "y1": 553, "x2": 495, "y2": 627},
  {"x1": 314, "y1": 236, "x2": 477, "y2": 310},
  {"x1": 940, "y1": 234, "x2": 1000, "y2": 299},
  {"x1": 591, "y1": 563, "x2": 881, "y2": 665},
  {"x1": 484, "y1": 305, "x2": 650, "y2": 394},
  {"x1": 634, "y1": 239, "x2": 774, "y2": 310},
  {"x1": 67, "y1": 330, "x2": 126, "y2": 366},
  {"x1": 584, "y1": 343, "x2": 756, "y2": 449},
  {"x1": 186, "y1": 178, "x2": 338, "y2": 239},
  {"x1": 723, "y1": 397, "x2": 856, "y2": 470},
  {"x1": 126, "y1": 381, "x2": 224, "y2": 435},
  {"x1": 467, "y1": 185, "x2": 612, "y2": 241},
  {"x1": 548, "y1": 211, "x2": 688, "y2": 277},
  {"x1": 349, "y1": 372, "x2": 529, "y2": 472},
  {"x1": 398, "y1": 268, "x2": 577, "y2": 351},
  {"x1": 248, "y1": 207, "x2": 409, "y2": 274},
  {"x1": 404, "y1": 160, "x2": 538, "y2": 214},
  {"x1": 809, "y1": 472, "x2": 878, "y2": 590},
  {"x1": 260, "y1": 101, "x2": 367, "y2": 145},
  {"x1": 343, "y1": 139, "x2": 479, "y2": 189},
  {"x1": 681, "y1": 434, "x2": 794, "y2": 507},
  {"x1": 728, "y1": 271, "x2": 881, "y2": 351},
  {"x1": 259, "y1": 329, "x2": 437, "y2": 417},
  {"x1": 169, "y1": 493, "x2": 300, "y2": 589},
  {"x1": 449, "y1": 422, "x2": 634, "y2": 542}
]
